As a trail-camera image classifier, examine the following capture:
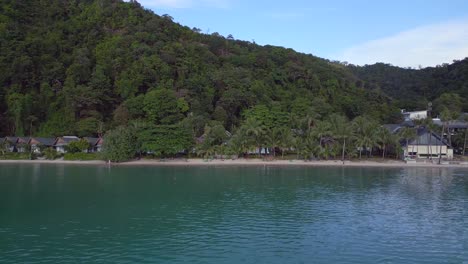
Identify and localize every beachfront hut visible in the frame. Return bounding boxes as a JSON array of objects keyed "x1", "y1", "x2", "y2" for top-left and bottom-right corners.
[
  {"x1": 83, "y1": 137, "x2": 104, "y2": 152},
  {"x1": 4, "y1": 137, "x2": 18, "y2": 152},
  {"x1": 29, "y1": 137, "x2": 56, "y2": 154},
  {"x1": 16, "y1": 137, "x2": 30, "y2": 153},
  {"x1": 54, "y1": 136, "x2": 80, "y2": 153},
  {"x1": 402, "y1": 128, "x2": 453, "y2": 160}
]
